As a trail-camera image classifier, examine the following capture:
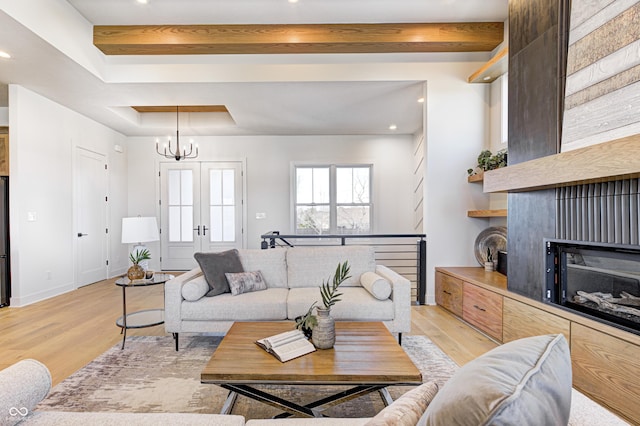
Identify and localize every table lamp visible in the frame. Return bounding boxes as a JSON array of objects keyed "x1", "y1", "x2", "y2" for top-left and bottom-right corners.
[{"x1": 121, "y1": 216, "x2": 160, "y2": 273}]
